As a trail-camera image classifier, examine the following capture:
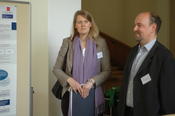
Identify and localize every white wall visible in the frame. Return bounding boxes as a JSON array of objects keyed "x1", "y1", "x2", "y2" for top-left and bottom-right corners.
[
  {"x1": 31, "y1": 0, "x2": 49, "y2": 116},
  {"x1": 48, "y1": 0, "x2": 81, "y2": 116}
]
